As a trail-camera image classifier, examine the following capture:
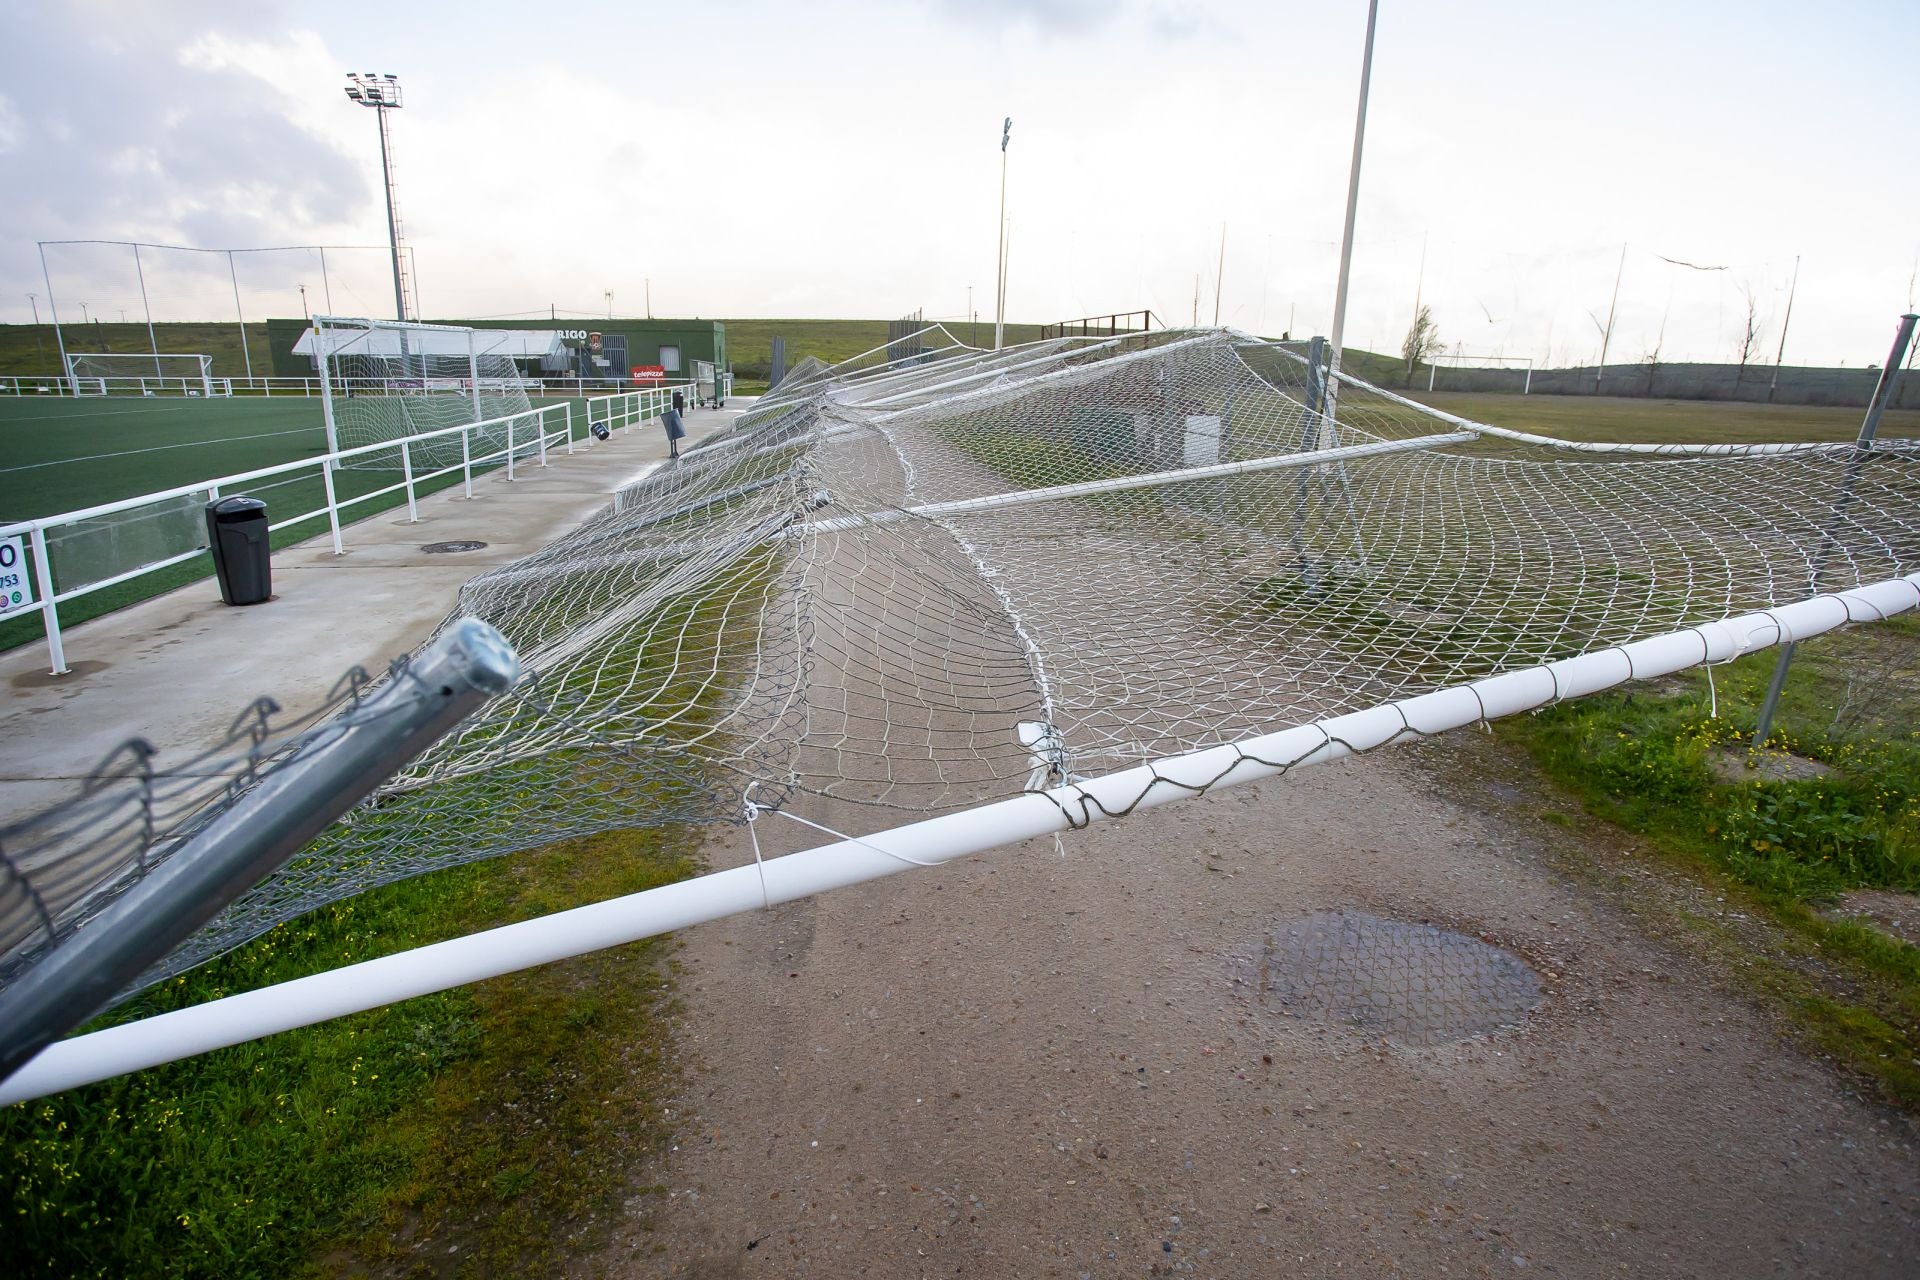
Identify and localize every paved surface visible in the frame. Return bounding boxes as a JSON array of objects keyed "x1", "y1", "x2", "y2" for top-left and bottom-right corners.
[
  {"x1": 0, "y1": 404, "x2": 745, "y2": 818},
  {"x1": 598, "y1": 739, "x2": 1920, "y2": 1279}
]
